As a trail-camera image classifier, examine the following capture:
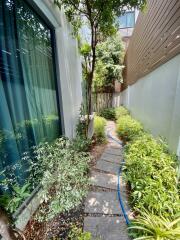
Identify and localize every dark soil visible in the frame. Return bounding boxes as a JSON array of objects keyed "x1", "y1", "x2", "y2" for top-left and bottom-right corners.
[{"x1": 24, "y1": 203, "x2": 84, "y2": 240}]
